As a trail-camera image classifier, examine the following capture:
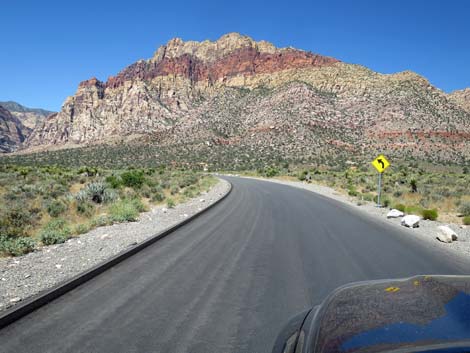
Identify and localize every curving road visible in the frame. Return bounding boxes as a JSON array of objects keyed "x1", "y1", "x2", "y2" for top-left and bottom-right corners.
[{"x1": 1, "y1": 177, "x2": 469, "y2": 353}]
